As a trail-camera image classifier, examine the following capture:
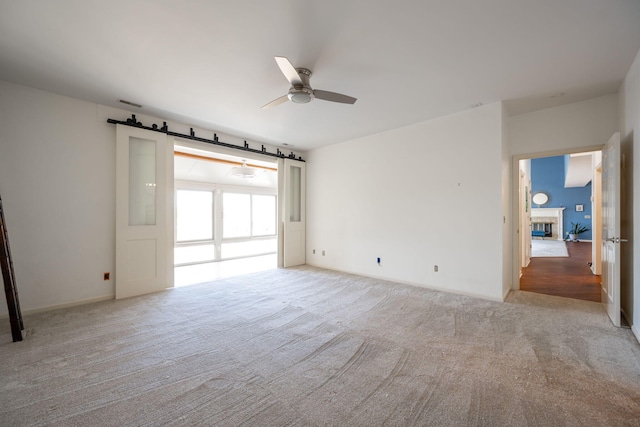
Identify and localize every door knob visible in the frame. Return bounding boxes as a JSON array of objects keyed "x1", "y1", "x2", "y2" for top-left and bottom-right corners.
[{"x1": 604, "y1": 237, "x2": 628, "y2": 243}]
